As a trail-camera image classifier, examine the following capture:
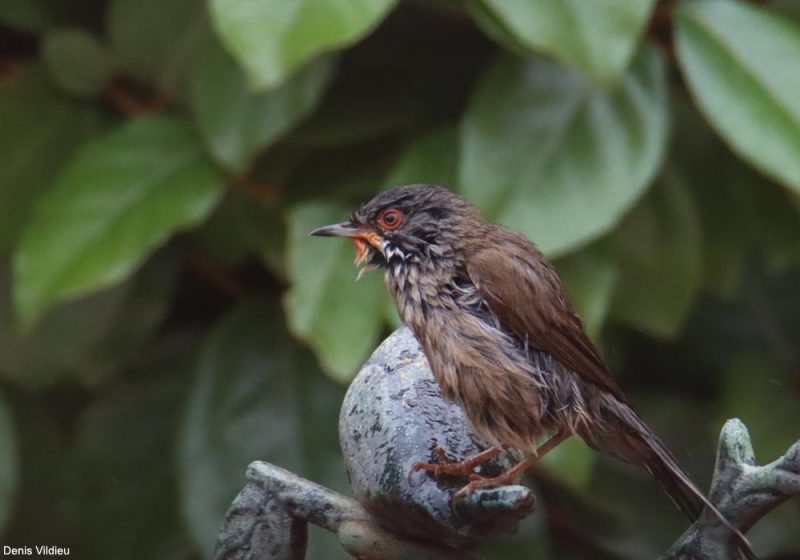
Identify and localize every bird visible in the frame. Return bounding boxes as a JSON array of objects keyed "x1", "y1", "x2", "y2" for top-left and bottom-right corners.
[{"x1": 311, "y1": 184, "x2": 755, "y2": 558}]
